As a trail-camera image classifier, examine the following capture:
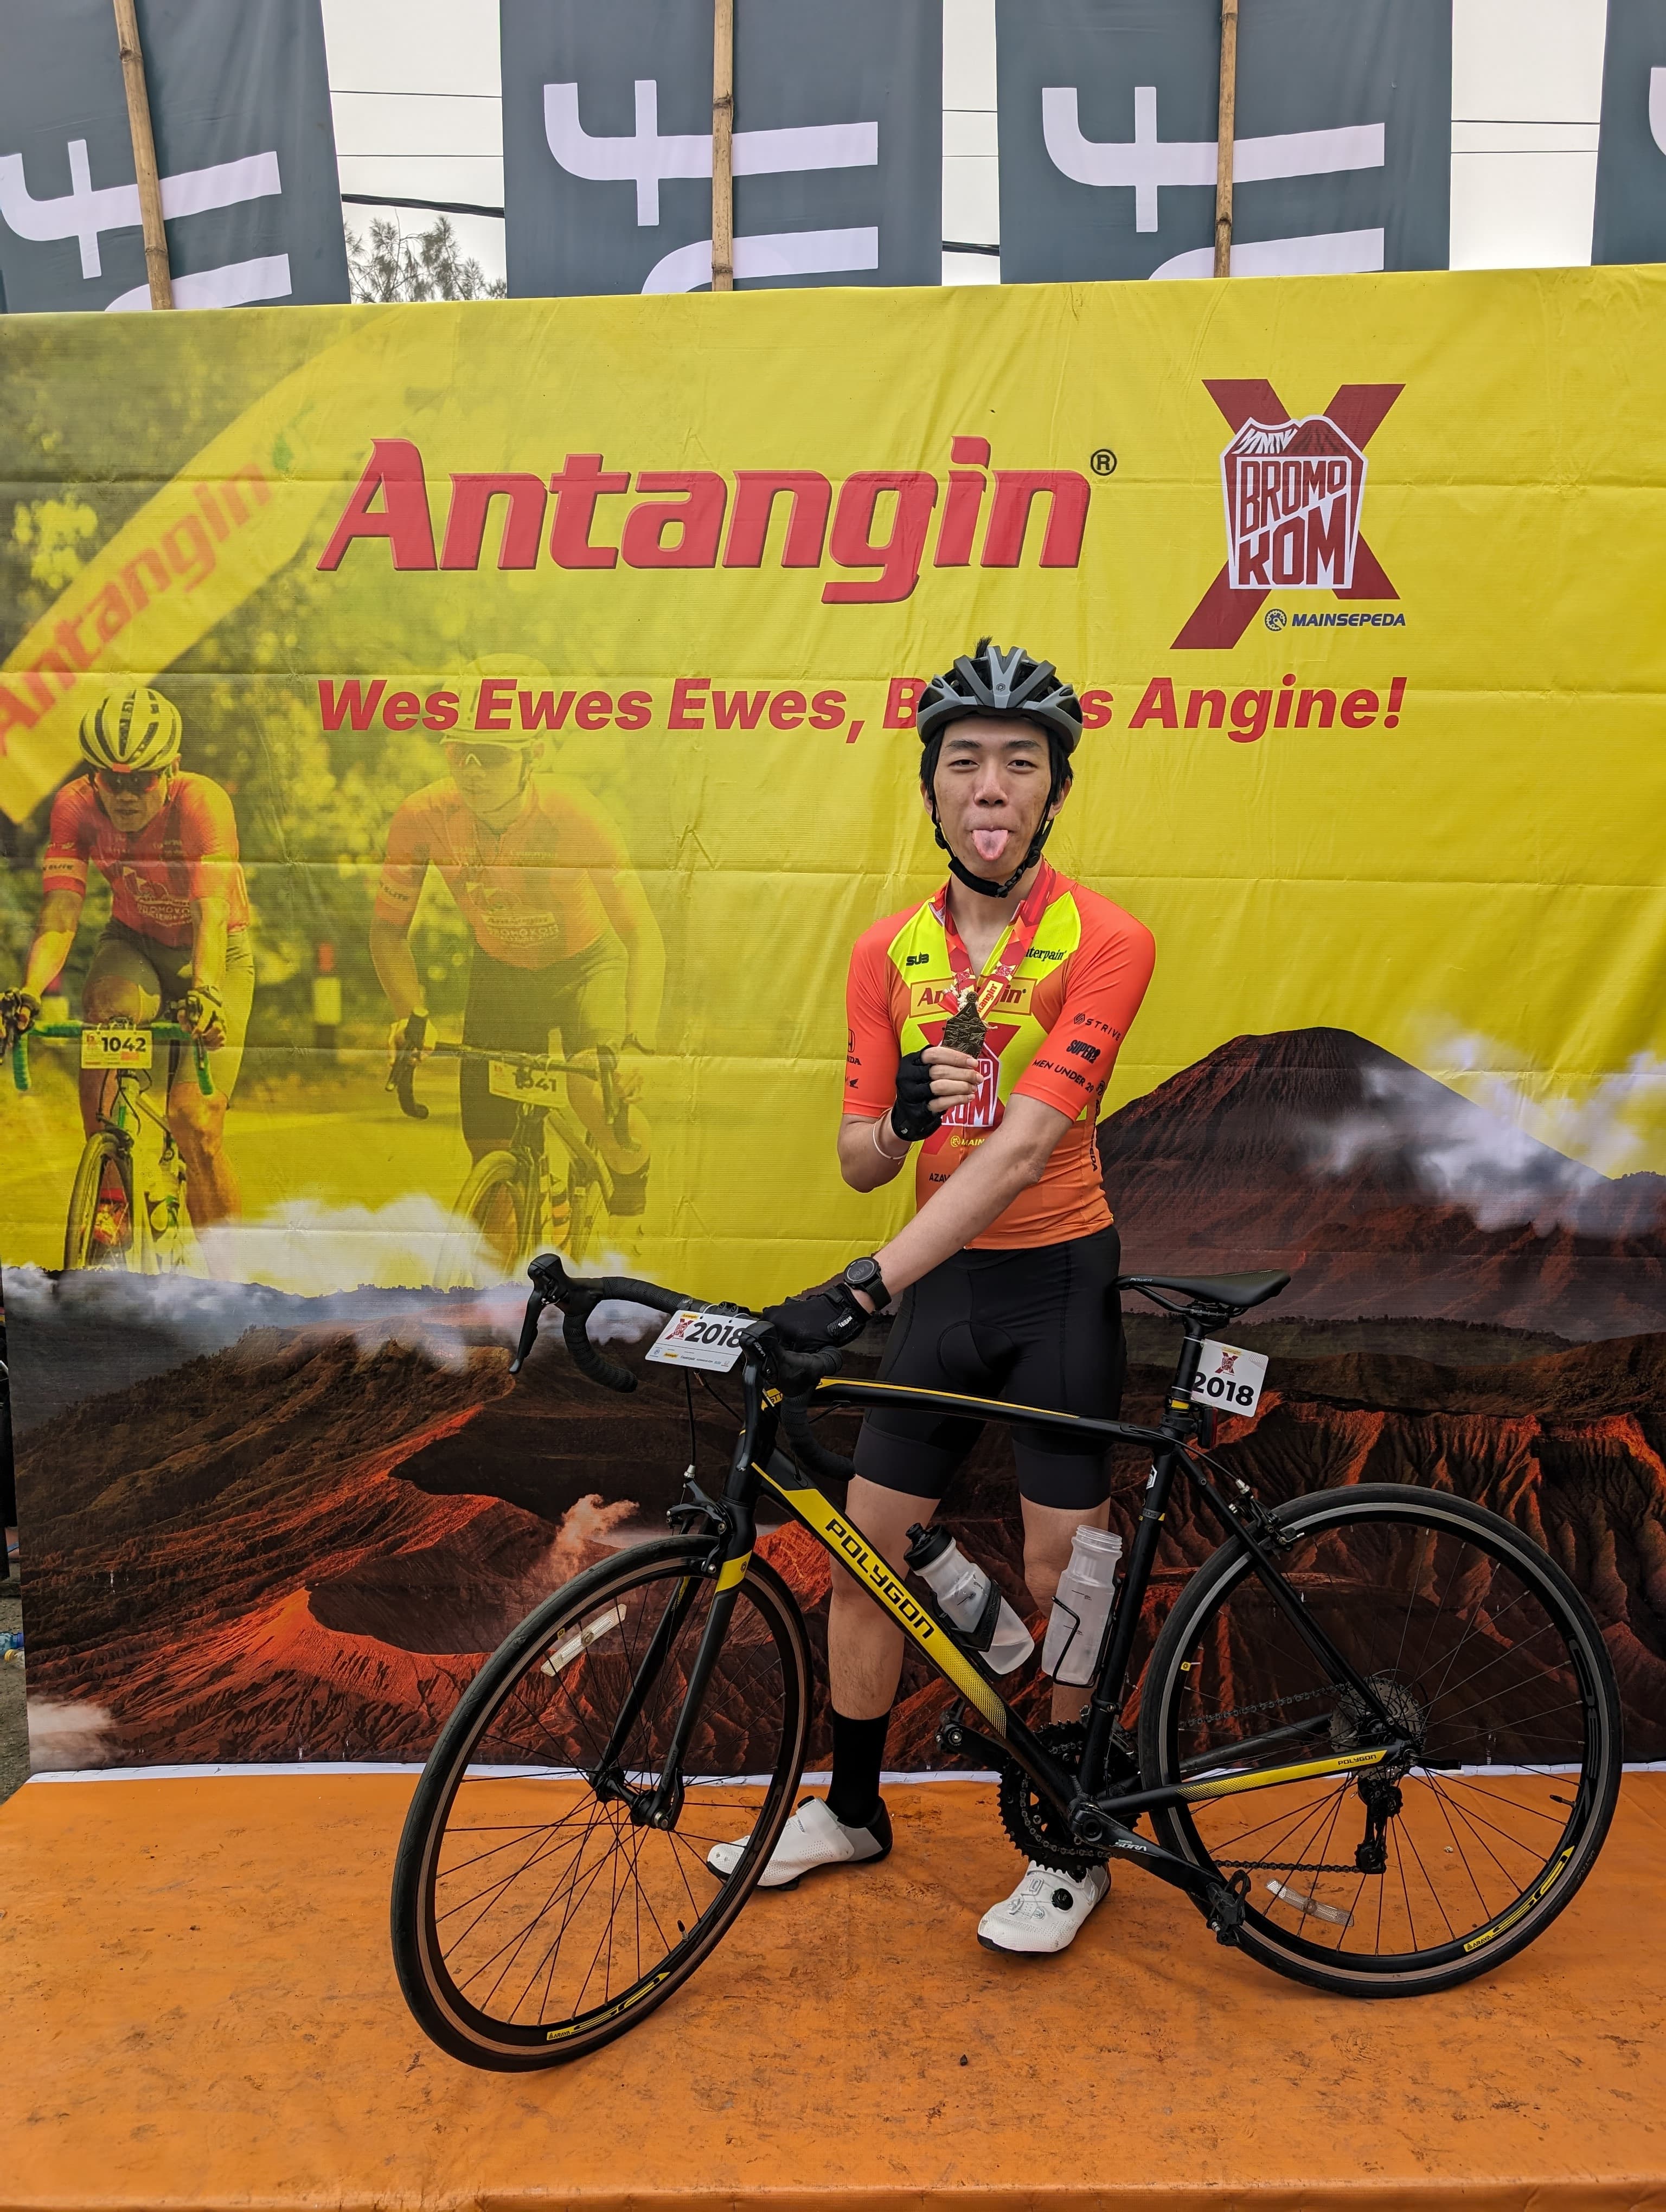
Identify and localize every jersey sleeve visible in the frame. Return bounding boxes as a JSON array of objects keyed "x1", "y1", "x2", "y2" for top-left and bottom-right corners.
[
  {"x1": 40, "y1": 779, "x2": 94, "y2": 896},
  {"x1": 1015, "y1": 903, "x2": 1156, "y2": 1122},
  {"x1": 175, "y1": 777, "x2": 242, "y2": 905},
  {"x1": 374, "y1": 797, "x2": 430, "y2": 923},
  {"x1": 843, "y1": 924, "x2": 901, "y2": 1120}
]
